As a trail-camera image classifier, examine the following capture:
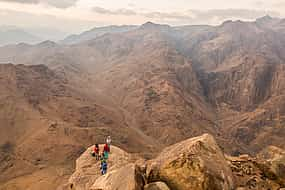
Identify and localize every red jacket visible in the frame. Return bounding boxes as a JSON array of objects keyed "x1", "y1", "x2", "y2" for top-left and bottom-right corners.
[
  {"x1": 103, "y1": 144, "x2": 110, "y2": 152},
  {"x1": 94, "y1": 146, "x2": 99, "y2": 154}
]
